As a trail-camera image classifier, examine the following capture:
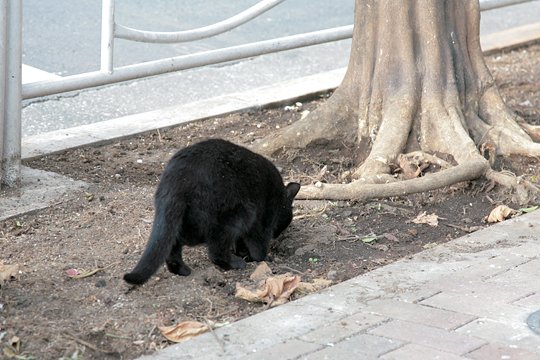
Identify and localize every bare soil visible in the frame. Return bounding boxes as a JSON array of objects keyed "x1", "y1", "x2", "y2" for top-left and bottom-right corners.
[{"x1": 1, "y1": 44, "x2": 539, "y2": 360}]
